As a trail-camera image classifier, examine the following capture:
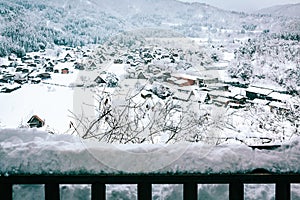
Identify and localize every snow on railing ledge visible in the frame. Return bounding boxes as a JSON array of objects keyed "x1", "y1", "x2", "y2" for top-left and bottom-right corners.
[
  {"x1": 1, "y1": 129, "x2": 300, "y2": 199},
  {"x1": 1, "y1": 128, "x2": 300, "y2": 175}
]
